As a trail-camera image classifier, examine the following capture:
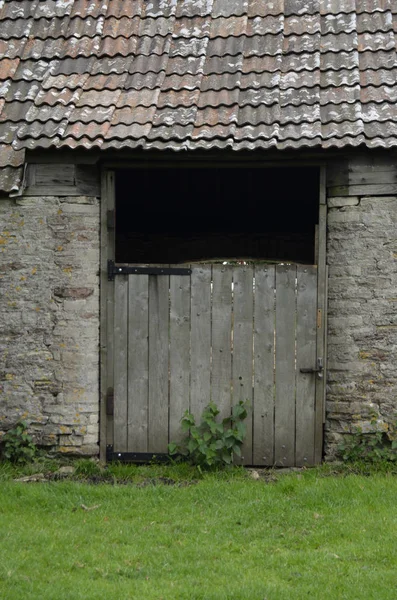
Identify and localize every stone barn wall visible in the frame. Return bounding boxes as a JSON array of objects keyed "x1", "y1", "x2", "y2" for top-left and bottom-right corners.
[
  {"x1": 325, "y1": 154, "x2": 397, "y2": 458},
  {"x1": 0, "y1": 164, "x2": 101, "y2": 455}
]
